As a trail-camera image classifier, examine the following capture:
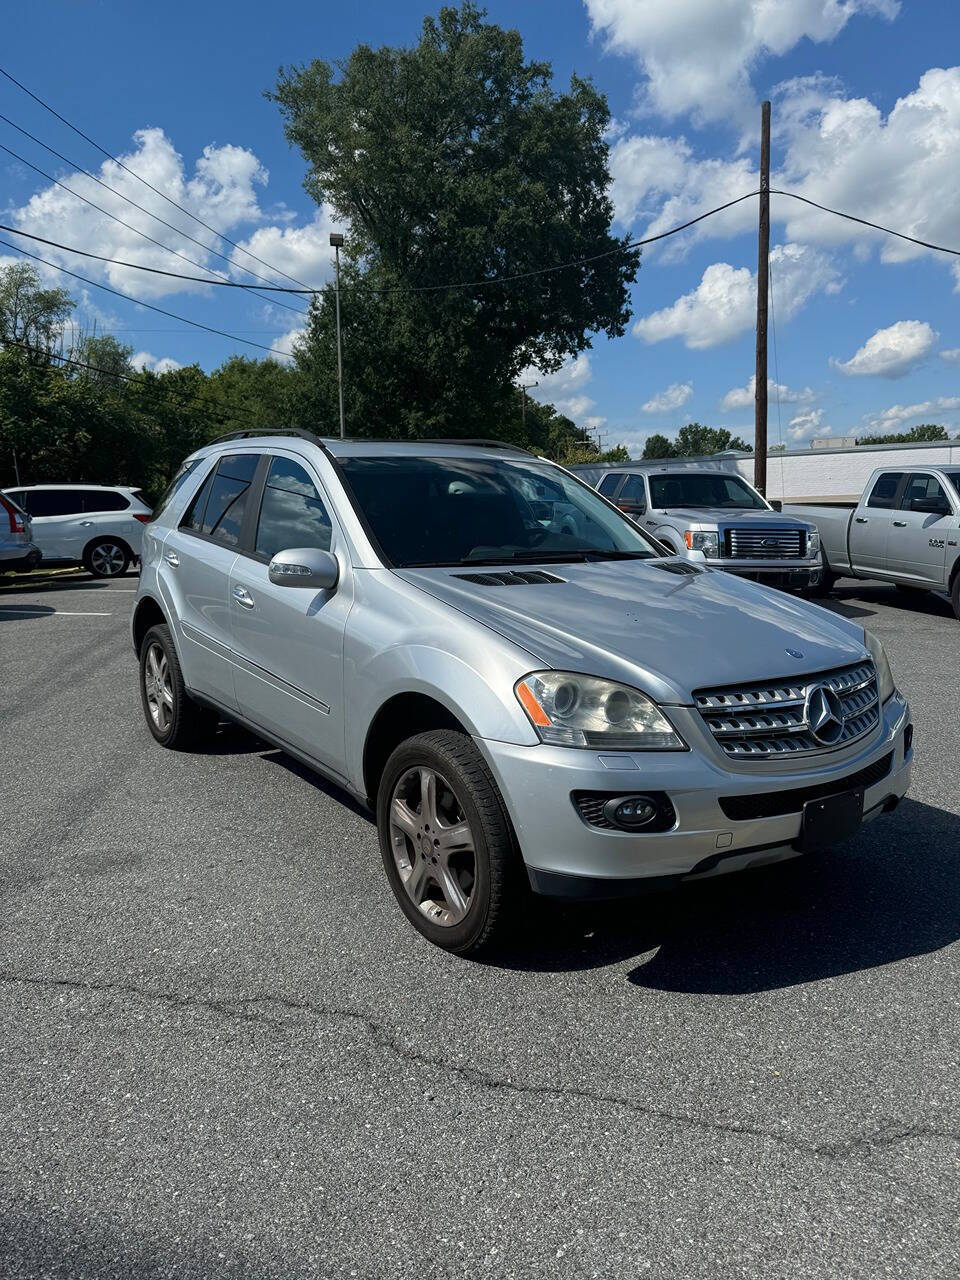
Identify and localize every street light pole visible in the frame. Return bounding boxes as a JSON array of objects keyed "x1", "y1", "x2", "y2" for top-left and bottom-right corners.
[{"x1": 330, "y1": 232, "x2": 345, "y2": 439}]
